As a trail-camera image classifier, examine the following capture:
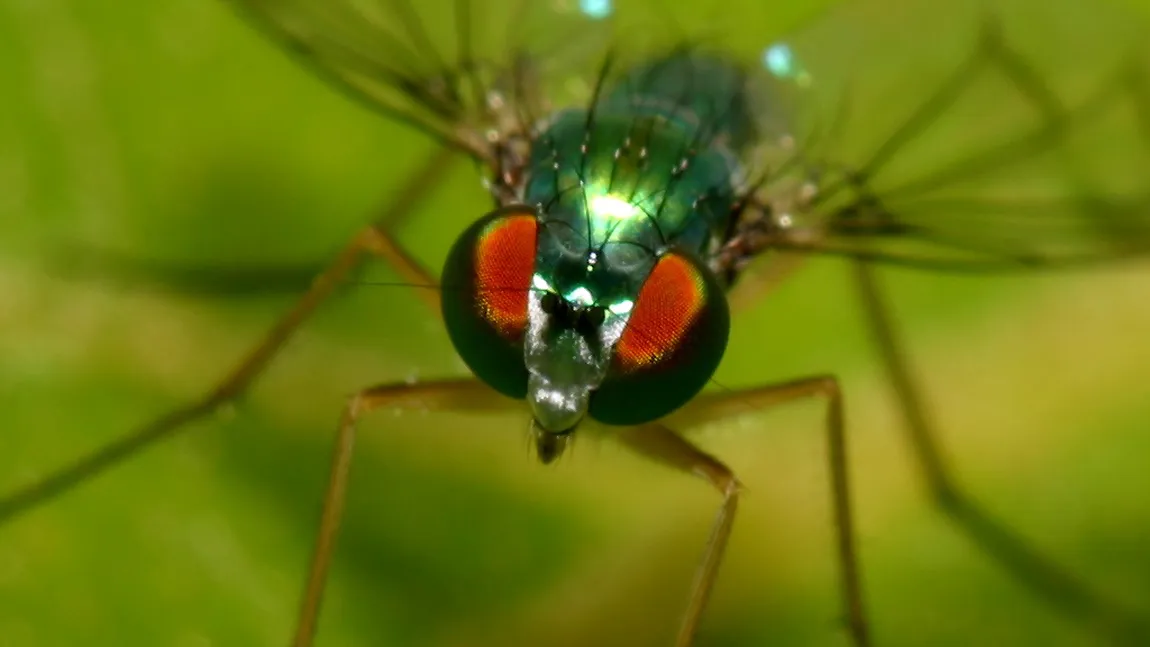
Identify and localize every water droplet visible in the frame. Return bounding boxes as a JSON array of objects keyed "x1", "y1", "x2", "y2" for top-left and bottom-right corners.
[{"x1": 579, "y1": 0, "x2": 612, "y2": 20}]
